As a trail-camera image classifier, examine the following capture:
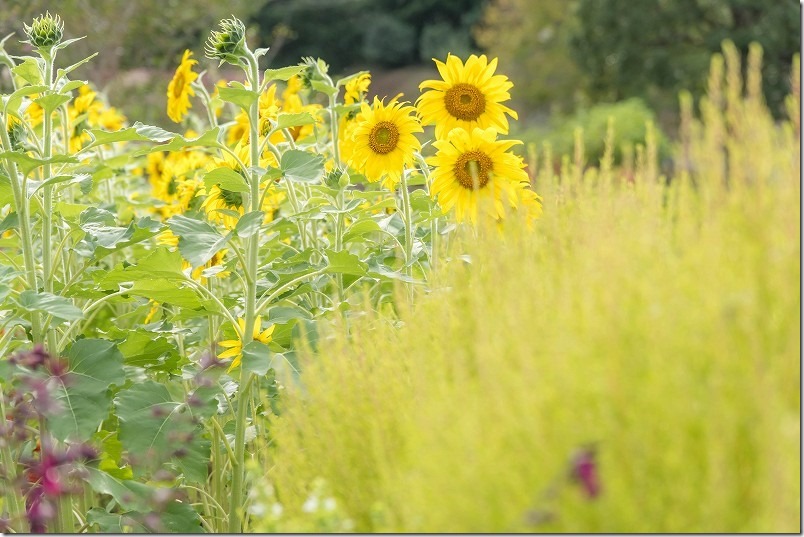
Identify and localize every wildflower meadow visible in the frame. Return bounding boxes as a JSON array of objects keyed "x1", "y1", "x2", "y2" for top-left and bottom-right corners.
[{"x1": 0, "y1": 9, "x2": 799, "y2": 534}]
